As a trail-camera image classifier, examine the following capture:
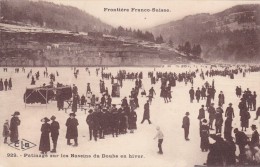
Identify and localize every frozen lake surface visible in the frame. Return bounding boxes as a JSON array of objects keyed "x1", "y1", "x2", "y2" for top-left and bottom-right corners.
[{"x1": 0, "y1": 65, "x2": 259, "y2": 167}]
